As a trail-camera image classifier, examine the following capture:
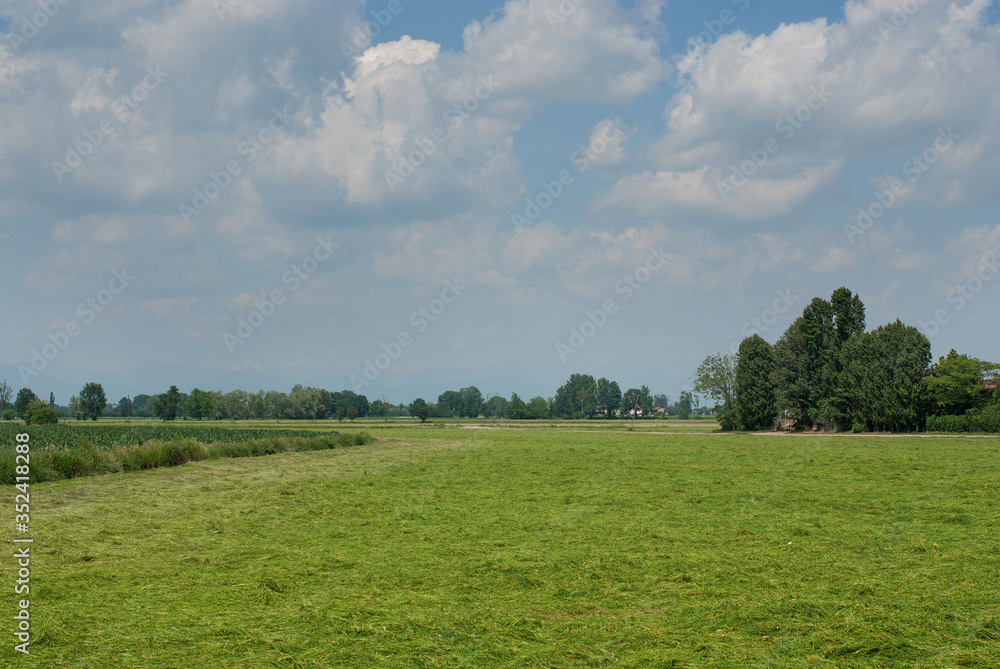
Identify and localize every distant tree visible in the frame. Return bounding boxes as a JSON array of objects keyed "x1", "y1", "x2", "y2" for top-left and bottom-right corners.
[
  {"x1": 678, "y1": 391, "x2": 693, "y2": 420},
  {"x1": 484, "y1": 395, "x2": 507, "y2": 418},
  {"x1": 153, "y1": 385, "x2": 183, "y2": 421},
  {"x1": 2, "y1": 409, "x2": 15, "y2": 421},
  {"x1": 416, "y1": 402, "x2": 429, "y2": 423},
  {"x1": 735, "y1": 335, "x2": 778, "y2": 430},
  {"x1": 459, "y1": 386, "x2": 484, "y2": 418},
  {"x1": 332, "y1": 390, "x2": 368, "y2": 419},
  {"x1": 186, "y1": 388, "x2": 213, "y2": 420},
  {"x1": 926, "y1": 350, "x2": 999, "y2": 416},
  {"x1": 336, "y1": 407, "x2": 346, "y2": 422},
  {"x1": 67, "y1": 395, "x2": 81, "y2": 420},
  {"x1": 552, "y1": 374, "x2": 597, "y2": 418},
  {"x1": 437, "y1": 390, "x2": 465, "y2": 418},
  {"x1": 653, "y1": 394, "x2": 669, "y2": 413},
  {"x1": 525, "y1": 396, "x2": 550, "y2": 420},
  {"x1": 638, "y1": 385, "x2": 653, "y2": 416},
  {"x1": 288, "y1": 385, "x2": 331, "y2": 420},
  {"x1": 595, "y1": 378, "x2": 622, "y2": 419},
  {"x1": 79, "y1": 383, "x2": 107, "y2": 421},
  {"x1": 694, "y1": 353, "x2": 739, "y2": 430},
  {"x1": 24, "y1": 399, "x2": 58, "y2": 425},
  {"x1": 118, "y1": 396, "x2": 133, "y2": 419},
  {"x1": 504, "y1": 393, "x2": 527, "y2": 419},
  {"x1": 346, "y1": 406, "x2": 358, "y2": 423},
  {"x1": 132, "y1": 394, "x2": 153, "y2": 418},
  {"x1": 0, "y1": 380, "x2": 13, "y2": 413},
  {"x1": 13, "y1": 389, "x2": 38, "y2": 418},
  {"x1": 375, "y1": 397, "x2": 391, "y2": 422},
  {"x1": 48, "y1": 391, "x2": 55, "y2": 408}
]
